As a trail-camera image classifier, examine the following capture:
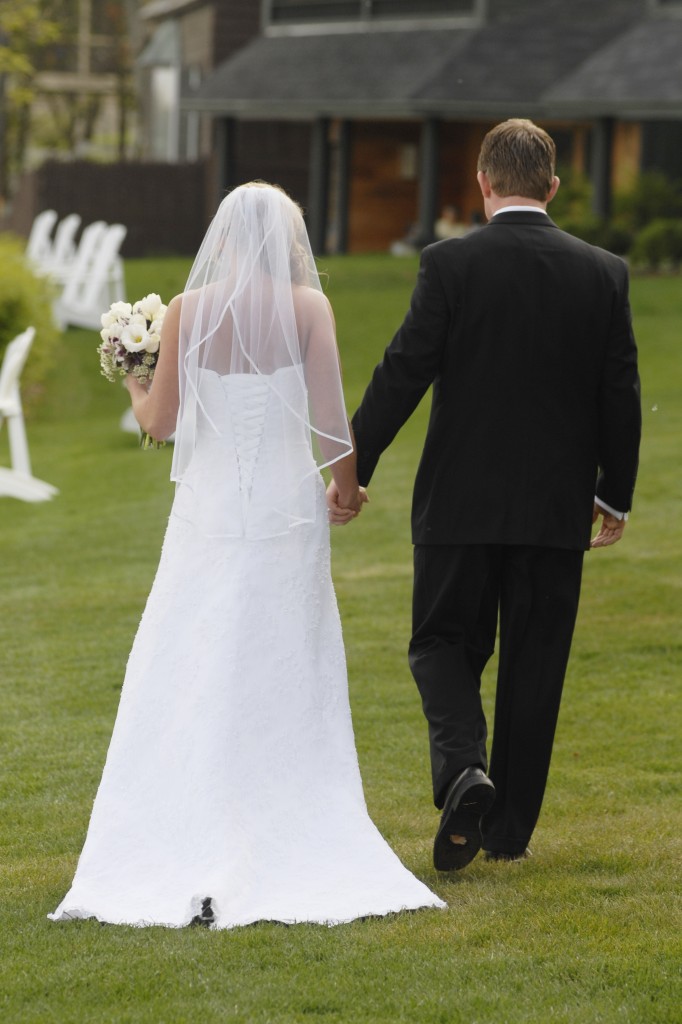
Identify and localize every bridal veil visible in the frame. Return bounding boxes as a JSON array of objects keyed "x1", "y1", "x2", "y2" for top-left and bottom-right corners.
[{"x1": 169, "y1": 183, "x2": 353, "y2": 538}]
